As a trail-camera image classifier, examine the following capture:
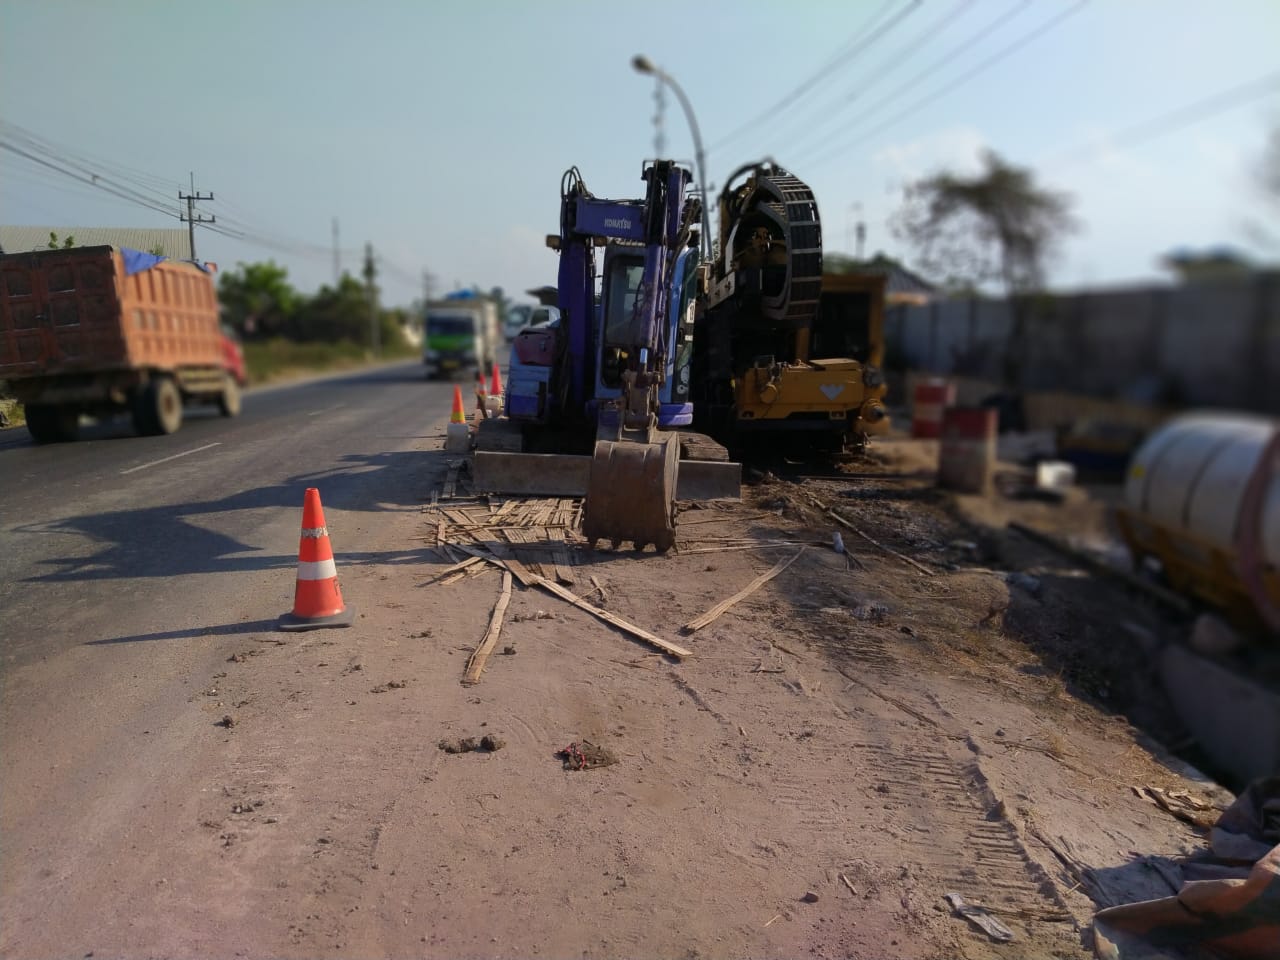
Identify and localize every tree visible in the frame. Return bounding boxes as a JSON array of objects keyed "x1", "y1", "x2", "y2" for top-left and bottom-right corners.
[
  {"x1": 1243, "y1": 122, "x2": 1280, "y2": 253},
  {"x1": 217, "y1": 261, "x2": 299, "y2": 338},
  {"x1": 891, "y1": 150, "x2": 1075, "y2": 294},
  {"x1": 47, "y1": 231, "x2": 75, "y2": 250},
  {"x1": 293, "y1": 275, "x2": 373, "y2": 343},
  {"x1": 891, "y1": 150, "x2": 1076, "y2": 395}
]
